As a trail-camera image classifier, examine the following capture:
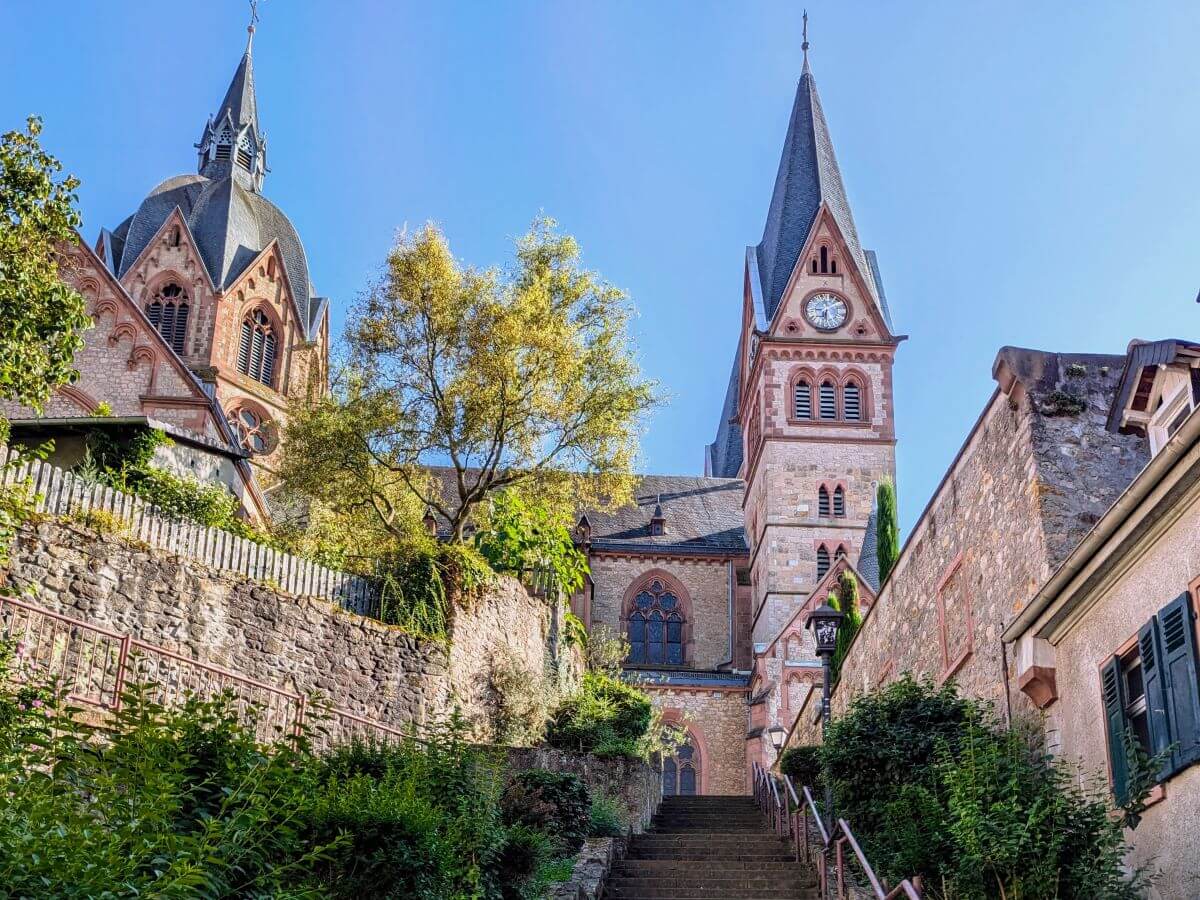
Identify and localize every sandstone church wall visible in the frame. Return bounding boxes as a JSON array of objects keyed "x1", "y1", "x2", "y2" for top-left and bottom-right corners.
[
  {"x1": 7, "y1": 518, "x2": 559, "y2": 740},
  {"x1": 643, "y1": 683, "x2": 749, "y2": 795}
]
